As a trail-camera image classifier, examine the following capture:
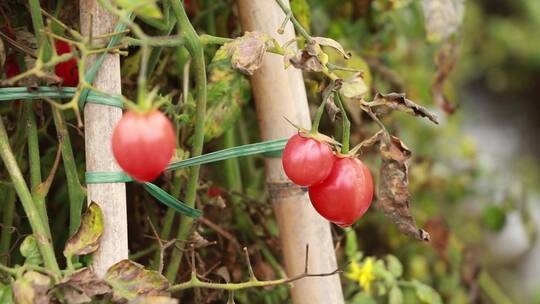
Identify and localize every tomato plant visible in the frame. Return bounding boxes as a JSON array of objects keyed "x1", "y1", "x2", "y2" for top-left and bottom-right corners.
[
  {"x1": 112, "y1": 110, "x2": 176, "y2": 182},
  {"x1": 282, "y1": 133, "x2": 335, "y2": 186},
  {"x1": 54, "y1": 40, "x2": 79, "y2": 86},
  {"x1": 308, "y1": 156, "x2": 373, "y2": 227}
]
